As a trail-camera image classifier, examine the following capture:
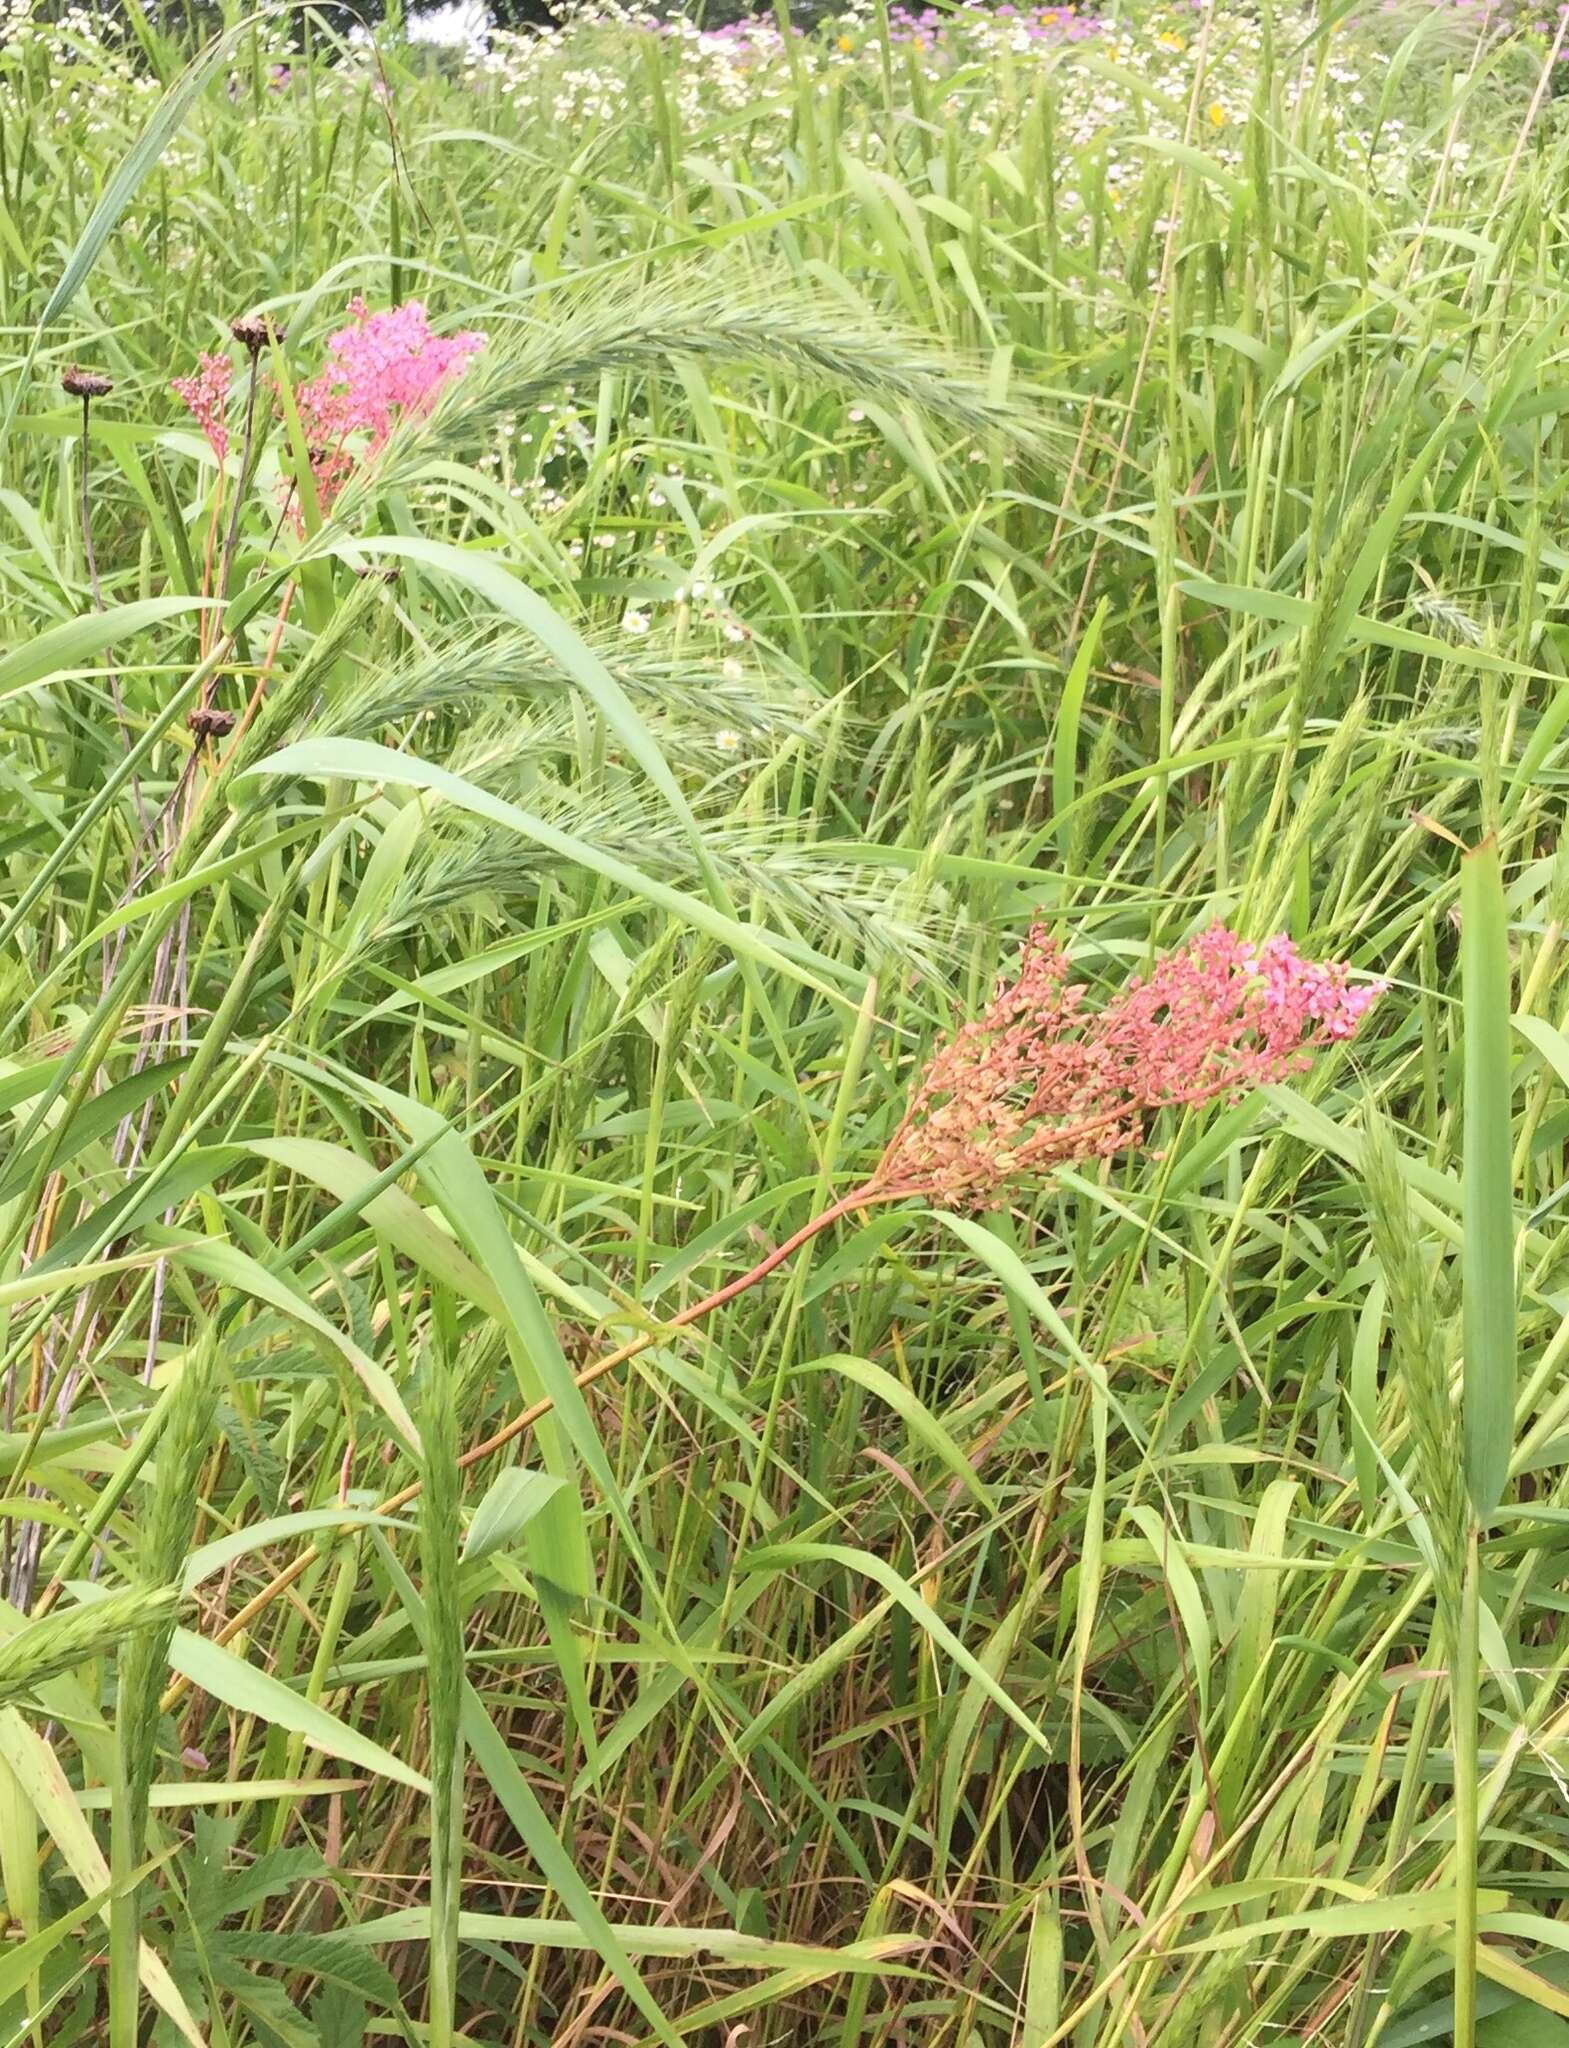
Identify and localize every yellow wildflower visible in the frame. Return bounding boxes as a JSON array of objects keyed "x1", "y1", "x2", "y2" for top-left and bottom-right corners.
[{"x1": 1208, "y1": 100, "x2": 1226, "y2": 127}]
